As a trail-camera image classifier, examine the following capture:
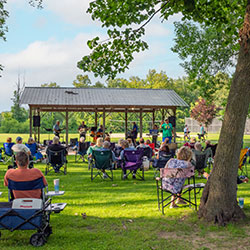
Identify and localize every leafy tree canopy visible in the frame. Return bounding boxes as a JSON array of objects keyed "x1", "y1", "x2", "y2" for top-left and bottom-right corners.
[
  {"x1": 78, "y1": 0, "x2": 246, "y2": 79},
  {"x1": 41, "y1": 82, "x2": 60, "y2": 87}
]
